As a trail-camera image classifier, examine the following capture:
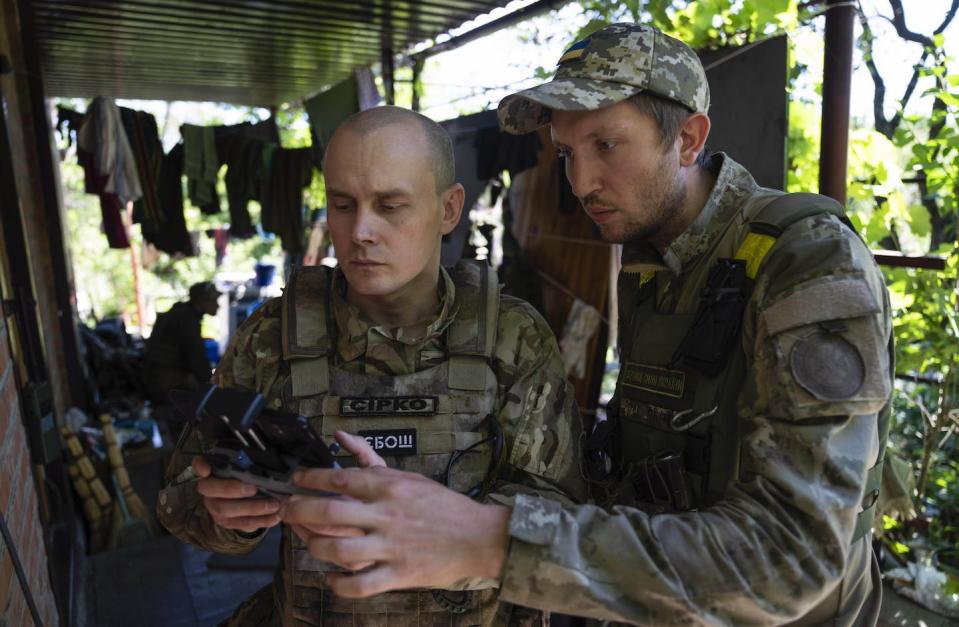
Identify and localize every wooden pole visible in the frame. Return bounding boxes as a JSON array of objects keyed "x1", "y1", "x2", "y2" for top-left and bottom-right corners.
[{"x1": 819, "y1": 0, "x2": 856, "y2": 205}]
